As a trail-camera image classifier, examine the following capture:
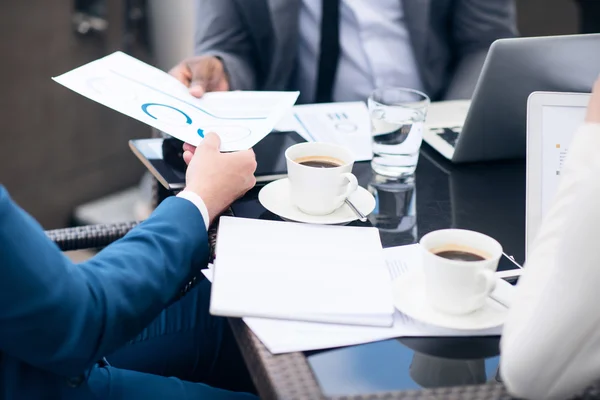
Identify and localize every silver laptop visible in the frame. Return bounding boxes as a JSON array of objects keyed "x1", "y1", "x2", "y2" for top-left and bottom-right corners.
[{"x1": 423, "y1": 33, "x2": 600, "y2": 163}]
